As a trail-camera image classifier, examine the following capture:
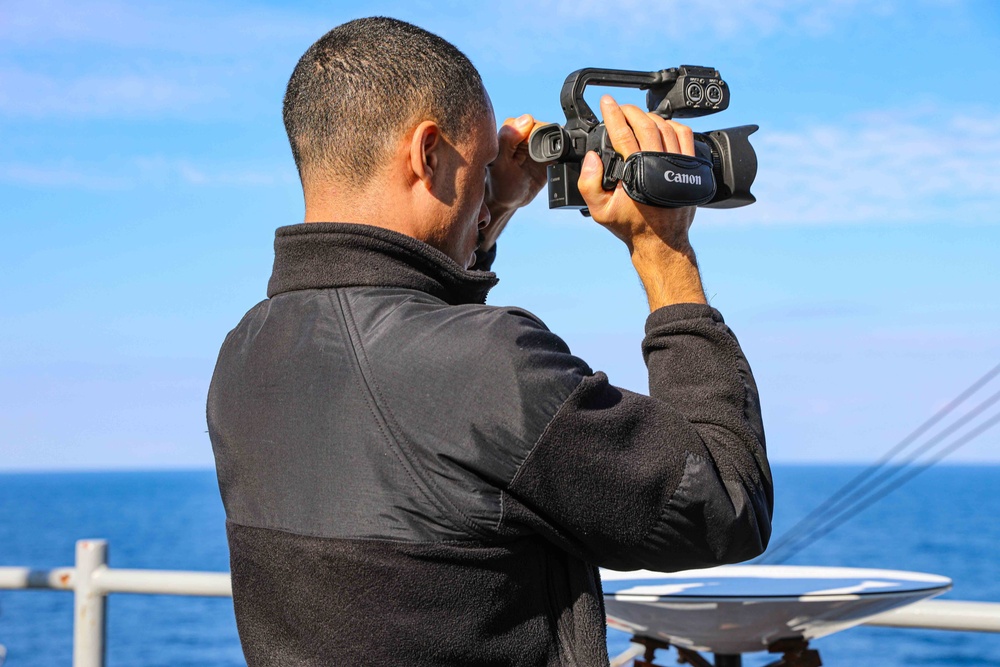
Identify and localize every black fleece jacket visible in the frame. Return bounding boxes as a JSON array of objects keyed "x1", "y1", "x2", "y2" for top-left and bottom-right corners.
[{"x1": 207, "y1": 222, "x2": 772, "y2": 666}]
